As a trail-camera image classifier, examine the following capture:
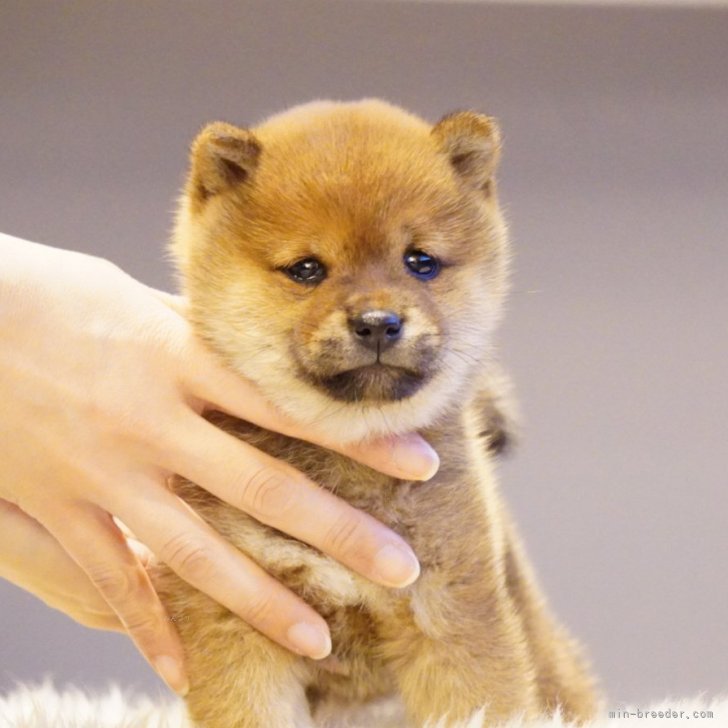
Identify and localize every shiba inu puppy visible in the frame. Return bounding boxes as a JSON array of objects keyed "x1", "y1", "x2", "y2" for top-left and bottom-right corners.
[{"x1": 153, "y1": 100, "x2": 598, "y2": 727}]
